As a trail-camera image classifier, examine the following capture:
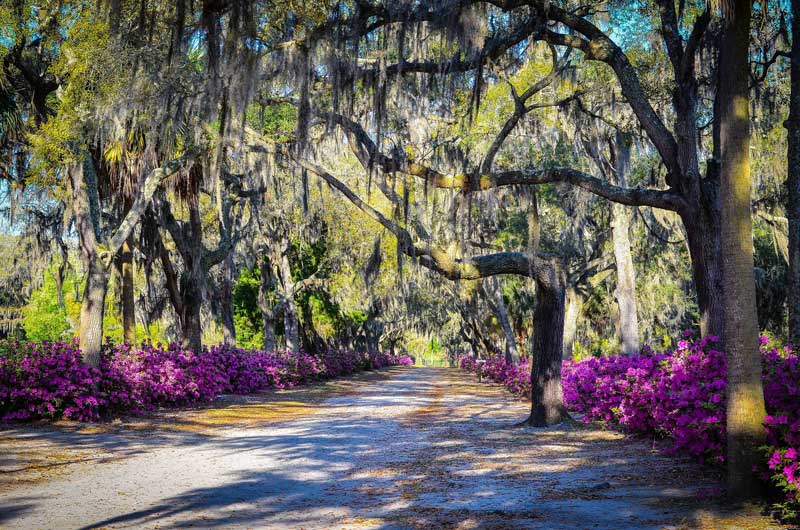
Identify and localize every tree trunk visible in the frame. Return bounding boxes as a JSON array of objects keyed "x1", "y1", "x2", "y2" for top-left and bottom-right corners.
[
  {"x1": 258, "y1": 257, "x2": 277, "y2": 351},
  {"x1": 179, "y1": 269, "x2": 203, "y2": 352},
  {"x1": 562, "y1": 286, "x2": 583, "y2": 359},
  {"x1": 683, "y1": 206, "x2": 724, "y2": 339},
  {"x1": 612, "y1": 204, "x2": 640, "y2": 355},
  {"x1": 610, "y1": 132, "x2": 640, "y2": 355},
  {"x1": 179, "y1": 198, "x2": 205, "y2": 352},
  {"x1": 283, "y1": 296, "x2": 300, "y2": 351},
  {"x1": 525, "y1": 264, "x2": 569, "y2": 427},
  {"x1": 219, "y1": 254, "x2": 236, "y2": 344},
  {"x1": 717, "y1": 0, "x2": 767, "y2": 499},
  {"x1": 788, "y1": 0, "x2": 800, "y2": 345},
  {"x1": 262, "y1": 312, "x2": 277, "y2": 351},
  {"x1": 55, "y1": 241, "x2": 68, "y2": 311},
  {"x1": 366, "y1": 326, "x2": 380, "y2": 353},
  {"x1": 114, "y1": 193, "x2": 136, "y2": 345},
  {"x1": 79, "y1": 257, "x2": 110, "y2": 367},
  {"x1": 276, "y1": 247, "x2": 300, "y2": 351},
  {"x1": 489, "y1": 279, "x2": 520, "y2": 364},
  {"x1": 69, "y1": 159, "x2": 109, "y2": 367},
  {"x1": 116, "y1": 235, "x2": 136, "y2": 344}
]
